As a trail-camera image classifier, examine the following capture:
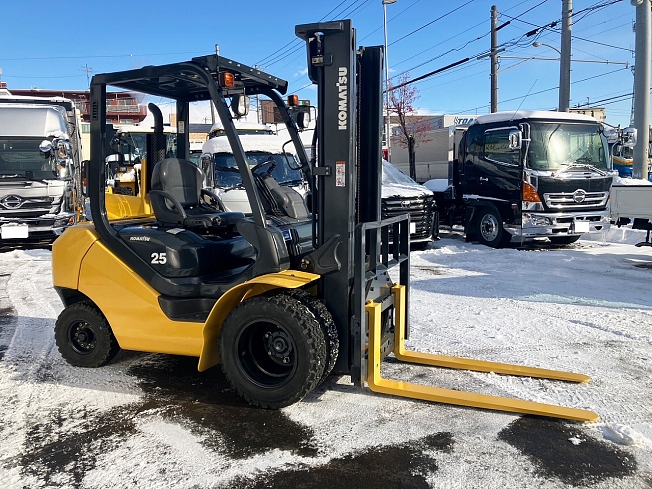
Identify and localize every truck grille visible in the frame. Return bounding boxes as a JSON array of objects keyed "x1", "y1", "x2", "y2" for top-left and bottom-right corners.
[
  {"x1": 0, "y1": 194, "x2": 57, "y2": 215},
  {"x1": 543, "y1": 190, "x2": 608, "y2": 210},
  {"x1": 382, "y1": 194, "x2": 435, "y2": 240}
]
